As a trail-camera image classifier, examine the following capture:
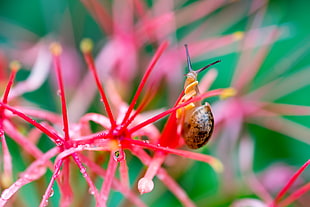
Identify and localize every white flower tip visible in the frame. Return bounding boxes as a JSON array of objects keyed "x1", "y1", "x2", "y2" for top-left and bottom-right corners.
[{"x1": 138, "y1": 178, "x2": 154, "y2": 194}]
